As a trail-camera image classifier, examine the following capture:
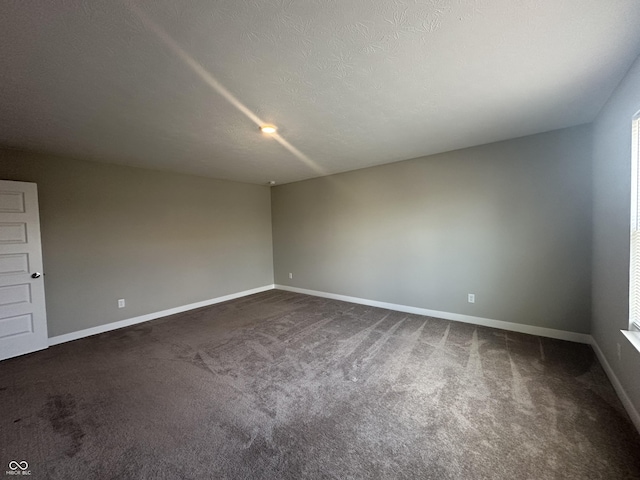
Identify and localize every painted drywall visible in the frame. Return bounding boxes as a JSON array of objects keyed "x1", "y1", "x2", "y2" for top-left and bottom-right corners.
[
  {"x1": 0, "y1": 149, "x2": 273, "y2": 337},
  {"x1": 272, "y1": 125, "x2": 592, "y2": 333},
  {"x1": 592, "y1": 54, "x2": 640, "y2": 413}
]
